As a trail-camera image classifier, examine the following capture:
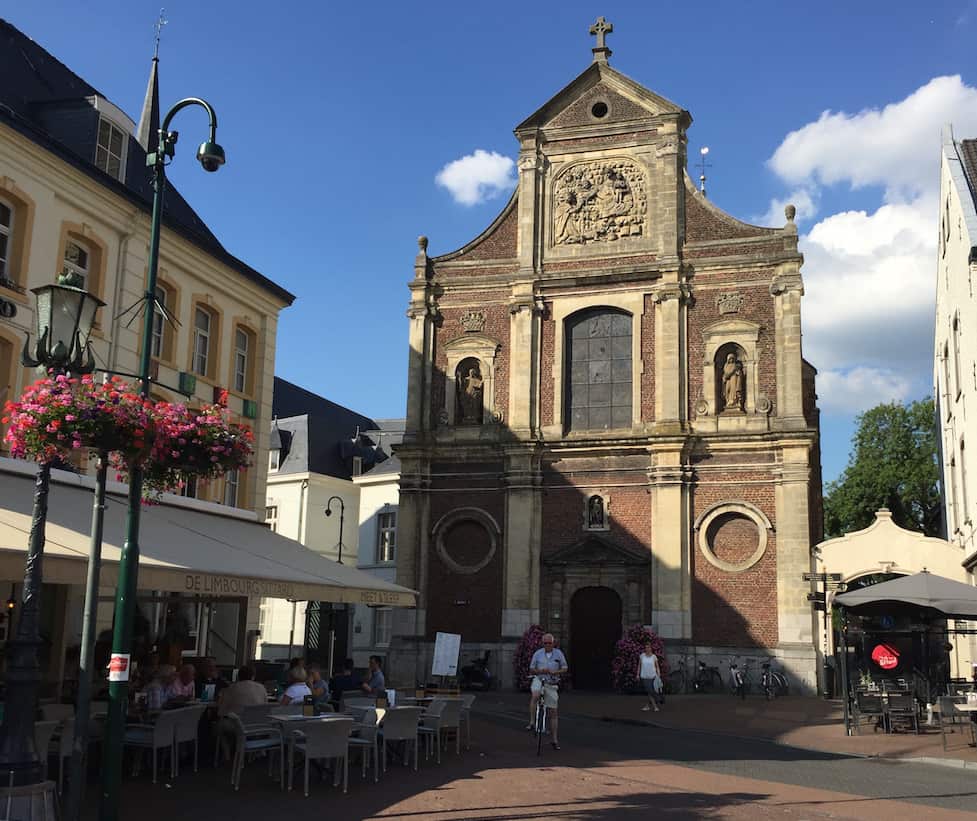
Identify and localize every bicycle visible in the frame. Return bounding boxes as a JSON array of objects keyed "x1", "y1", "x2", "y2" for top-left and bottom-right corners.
[
  {"x1": 666, "y1": 654, "x2": 691, "y2": 695},
  {"x1": 761, "y1": 660, "x2": 789, "y2": 698},
  {"x1": 728, "y1": 657, "x2": 747, "y2": 699},
  {"x1": 693, "y1": 660, "x2": 723, "y2": 693},
  {"x1": 530, "y1": 675, "x2": 560, "y2": 755}
]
